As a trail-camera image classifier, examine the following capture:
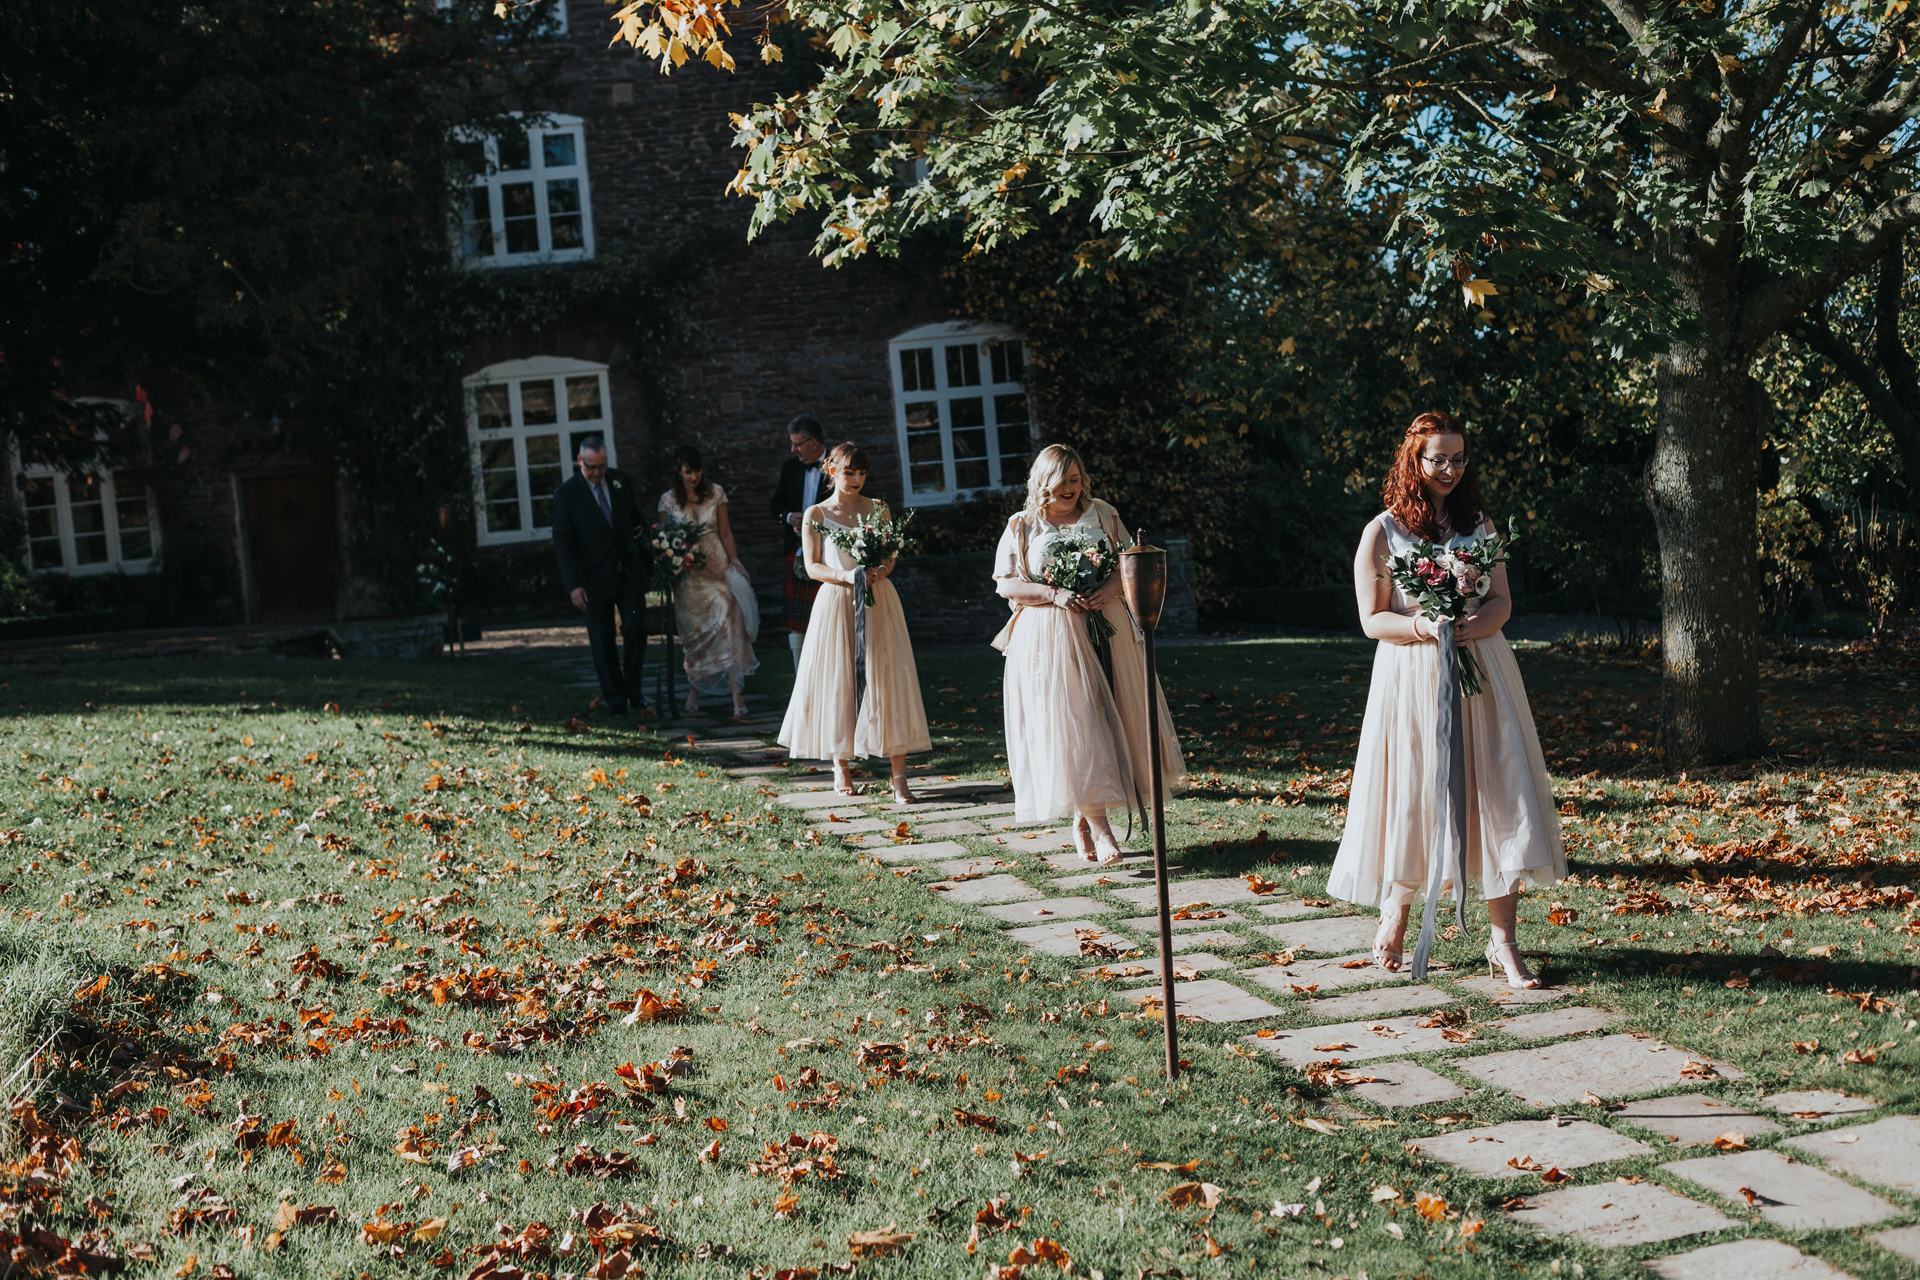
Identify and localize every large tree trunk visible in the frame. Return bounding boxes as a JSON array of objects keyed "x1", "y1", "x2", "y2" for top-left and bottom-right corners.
[{"x1": 1648, "y1": 347, "x2": 1767, "y2": 765}]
